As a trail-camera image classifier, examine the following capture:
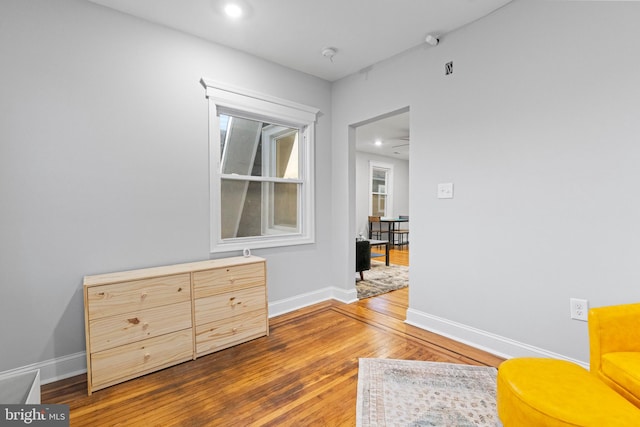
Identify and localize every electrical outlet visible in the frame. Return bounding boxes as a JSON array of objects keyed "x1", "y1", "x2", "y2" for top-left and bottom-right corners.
[
  {"x1": 438, "y1": 183, "x2": 454, "y2": 199},
  {"x1": 570, "y1": 298, "x2": 589, "y2": 321}
]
